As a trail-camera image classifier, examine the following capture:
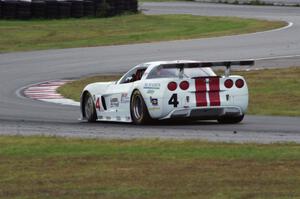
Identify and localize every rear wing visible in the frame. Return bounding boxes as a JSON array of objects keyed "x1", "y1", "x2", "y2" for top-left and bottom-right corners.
[{"x1": 160, "y1": 60, "x2": 255, "y2": 77}]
